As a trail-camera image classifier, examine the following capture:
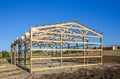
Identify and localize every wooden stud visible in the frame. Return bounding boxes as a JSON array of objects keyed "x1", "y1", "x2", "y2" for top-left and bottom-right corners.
[
  {"x1": 60, "y1": 24, "x2": 63, "y2": 66},
  {"x1": 10, "y1": 45, "x2": 13, "y2": 64},
  {"x1": 31, "y1": 56, "x2": 102, "y2": 60},
  {"x1": 24, "y1": 33, "x2": 27, "y2": 67},
  {"x1": 18, "y1": 44, "x2": 21, "y2": 65},
  {"x1": 30, "y1": 27, "x2": 32, "y2": 73},
  {"x1": 14, "y1": 44, "x2": 16, "y2": 65},
  {"x1": 100, "y1": 37, "x2": 103, "y2": 64}
]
